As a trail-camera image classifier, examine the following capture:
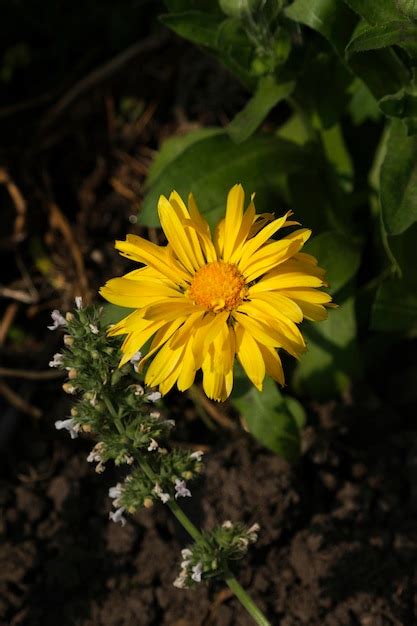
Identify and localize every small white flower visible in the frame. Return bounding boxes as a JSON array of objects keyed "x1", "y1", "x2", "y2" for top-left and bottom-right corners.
[
  {"x1": 191, "y1": 563, "x2": 203, "y2": 583},
  {"x1": 89, "y1": 323, "x2": 99, "y2": 334},
  {"x1": 49, "y1": 353, "x2": 64, "y2": 368},
  {"x1": 55, "y1": 418, "x2": 79, "y2": 439},
  {"x1": 48, "y1": 310, "x2": 67, "y2": 330},
  {"x1": 164, "y1": 419, "x2": 176, "y2": 428},
  {"x1": 153, "y1": 483, "x2": 170, "y2": 503},
  {"x1": 109, "y1": 507, "x2": 126, "y2": 526},
  {"x1": 147, "y1": 438, "x2": 158, "y2": 452},
  {"x1": 146, "y1": 391, "x2": 161, "y2": 403},
  {"x1": 222, "y1": 520, "x2": 233, "y2": 530},
  {"x1": 130, "y1": 350, "x2": 142, "y2": 363},
  {"x1": 190, "y1": 450, "x2": 204, "y2": 461},
  {"x1": 87, "y1": 442, "x2": 106, "y2": 473},
  {"x1": 109, "y1": 483, "x2": 123, "y2": 500},
  {"x1": 181, "y1": 548, "x2": 192, "y2": 560},
  {"x1": 174, "y1": 479, "x2": 191, "y2": 499},
  {"x1": 75, "y1": 296, "x2": 83, "y2": 309},
  {"x1": 173, "y1": 574, "x2": 187, "y2": 589},
  {"x1": 132, "y1": 384, "x2": 144, "y2": 397},
  {"x1": 248, "y1": 523, "x2": 260, "y2": 534},
  {"x1": 150, "y1": 411, "x2": 160, "y2": 419}
]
